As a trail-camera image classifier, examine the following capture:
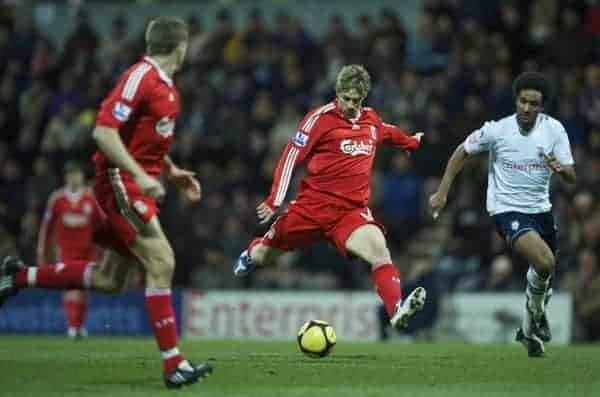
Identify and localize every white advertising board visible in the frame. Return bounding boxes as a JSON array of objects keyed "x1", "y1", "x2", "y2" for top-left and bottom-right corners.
[
  {"x1": 183, "y1": 291, "x2": 379, "y2": 341},
  {"x1": 440, "y1": 293, "x2": 572, "y2": 344},
  {"x1": 183, "y1": 291, "x2": 573, "y2": 344}
]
